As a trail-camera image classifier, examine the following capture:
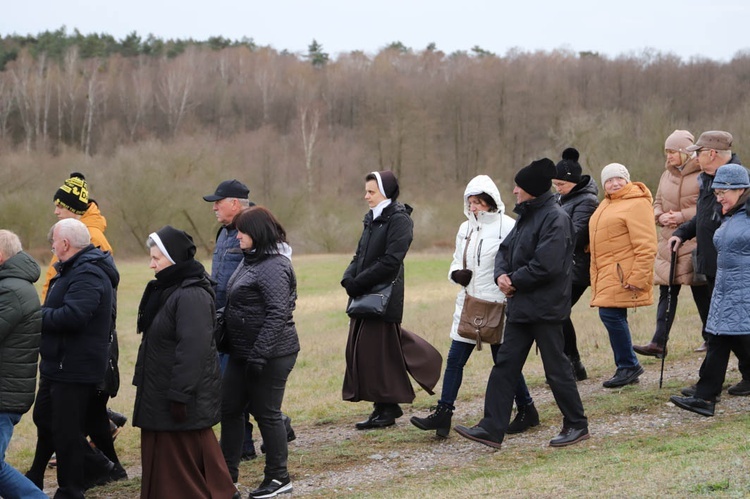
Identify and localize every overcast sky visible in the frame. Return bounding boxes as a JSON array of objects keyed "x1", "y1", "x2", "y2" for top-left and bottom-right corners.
[{"x1": 2, "y1": 0, "x2": 749, "y2": 61}]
